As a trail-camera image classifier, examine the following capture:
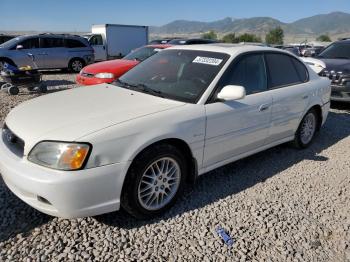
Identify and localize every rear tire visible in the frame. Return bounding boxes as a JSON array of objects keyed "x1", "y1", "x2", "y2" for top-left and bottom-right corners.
[
  {"x1": 121, "y1": 144, "x2": 187, "y2": 219},
  {"x1": 69, "y1": 59, "x2": 85, "y2": 73},
  {"x1": 293, "y1": 109, "x2": 318, "y2": 148}
]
